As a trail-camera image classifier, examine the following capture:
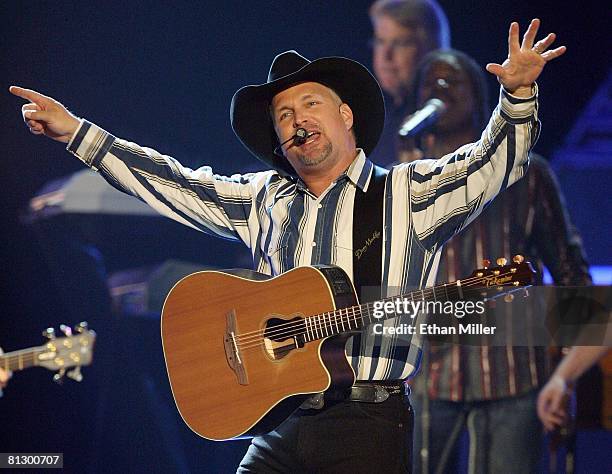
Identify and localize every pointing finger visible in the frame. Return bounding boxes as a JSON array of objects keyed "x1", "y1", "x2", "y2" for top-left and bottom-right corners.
[{"x1": 9, "y1": 86, "x2": 52, "y2": 106}]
